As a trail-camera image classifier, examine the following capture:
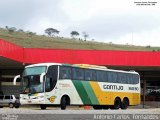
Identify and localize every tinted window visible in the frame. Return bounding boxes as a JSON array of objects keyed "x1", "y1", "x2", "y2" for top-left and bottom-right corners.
[
  {"x1": 126, "y1": 74, "x2": 130, "y2": 84},
  {"x1": 118, "y1": 73, "x2": 127, "y2": 84},
  {"x1": 45, "y1": 65, "x2": 58, "y2": 92},
  {"x1": 0, "y1": 96, "x2": 4, "y2": 99},
  {"x1": 24, "y1": 66, "x2": 46, "y2": 75},
  {"x1": 97, "y1": 71, "x2": 107, "y2": 82},
  {"x1": 133, "y1": 74, "x2": 139, "y2": 84},
  {"x1": 72, "y1": 68, "x2": 84, "y2": 80},
  {"x1": 85, "y1": 69, "x2": 96, "y2": 81},
  {"x1": 5, "y1": 96, "x2": 10, "y2": 99},
  {"x1": 107, "y1": 72, "x2": 117, "y2": 83},
  {"x1": 45, "y1": 77, "x2": 54, "y2": 92},
  {"x1": 59, "y1": 66, "x2": 71, "y2": 79},
  {"x1": 128, "y1": 74, "x2": 133, "y2": 84}
]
